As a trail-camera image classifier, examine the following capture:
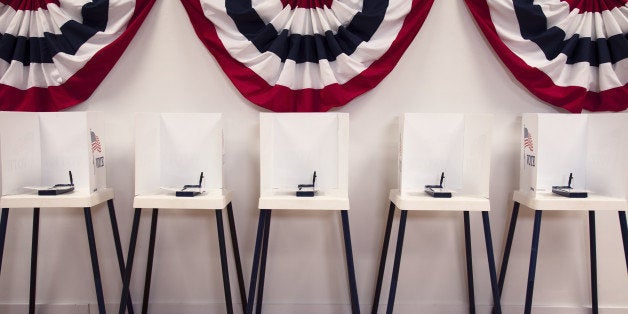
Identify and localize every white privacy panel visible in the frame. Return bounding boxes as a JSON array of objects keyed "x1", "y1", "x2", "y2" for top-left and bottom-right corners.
[
  {"x1": 0, "y1": 111, "x2": 107, "y2": 195},
  {"x1": 135, "y1": 113, "x2": 223, "y2": 195},
  {"x1": 585, "y1": 114, "x2": 628, "y2": 198},
  {"x1": 399, "y1": 113, "x2": 492, "y2": 197},
  {"x1": 0, "y1": 112, "x2": 41, "y2": 195},
  {"x1": 260, "y1": 113, "x2": 349, "y2": 194},
  {"x1": 519, "y1": 113, "x2": 627, "y2": 197}
]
